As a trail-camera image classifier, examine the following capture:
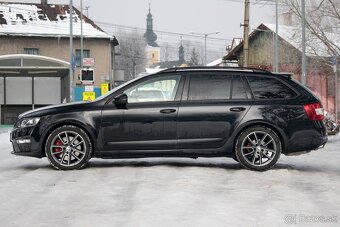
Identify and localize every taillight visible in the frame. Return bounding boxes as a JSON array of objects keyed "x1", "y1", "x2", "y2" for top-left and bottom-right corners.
[{"x1": 303, "y1": 102, "x2": 324, "y2": 121}]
